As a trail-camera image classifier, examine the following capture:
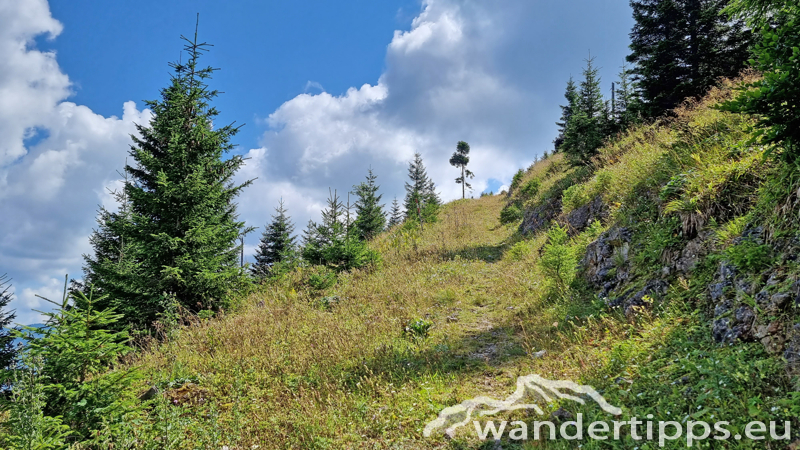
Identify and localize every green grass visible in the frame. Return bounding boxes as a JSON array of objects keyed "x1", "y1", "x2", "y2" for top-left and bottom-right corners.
[{"x1": 34, "y1": 75, "x2": 800, "y2": 449}]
